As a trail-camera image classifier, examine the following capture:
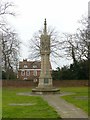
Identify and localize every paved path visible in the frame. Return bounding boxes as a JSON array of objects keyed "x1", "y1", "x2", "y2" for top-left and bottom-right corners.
[
  {"x1": 42, "y1": 94, "x2": 88, "y2": 118},
  {"x1": 17, "y1": 92, "x2": 88, "y2": 118}
]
